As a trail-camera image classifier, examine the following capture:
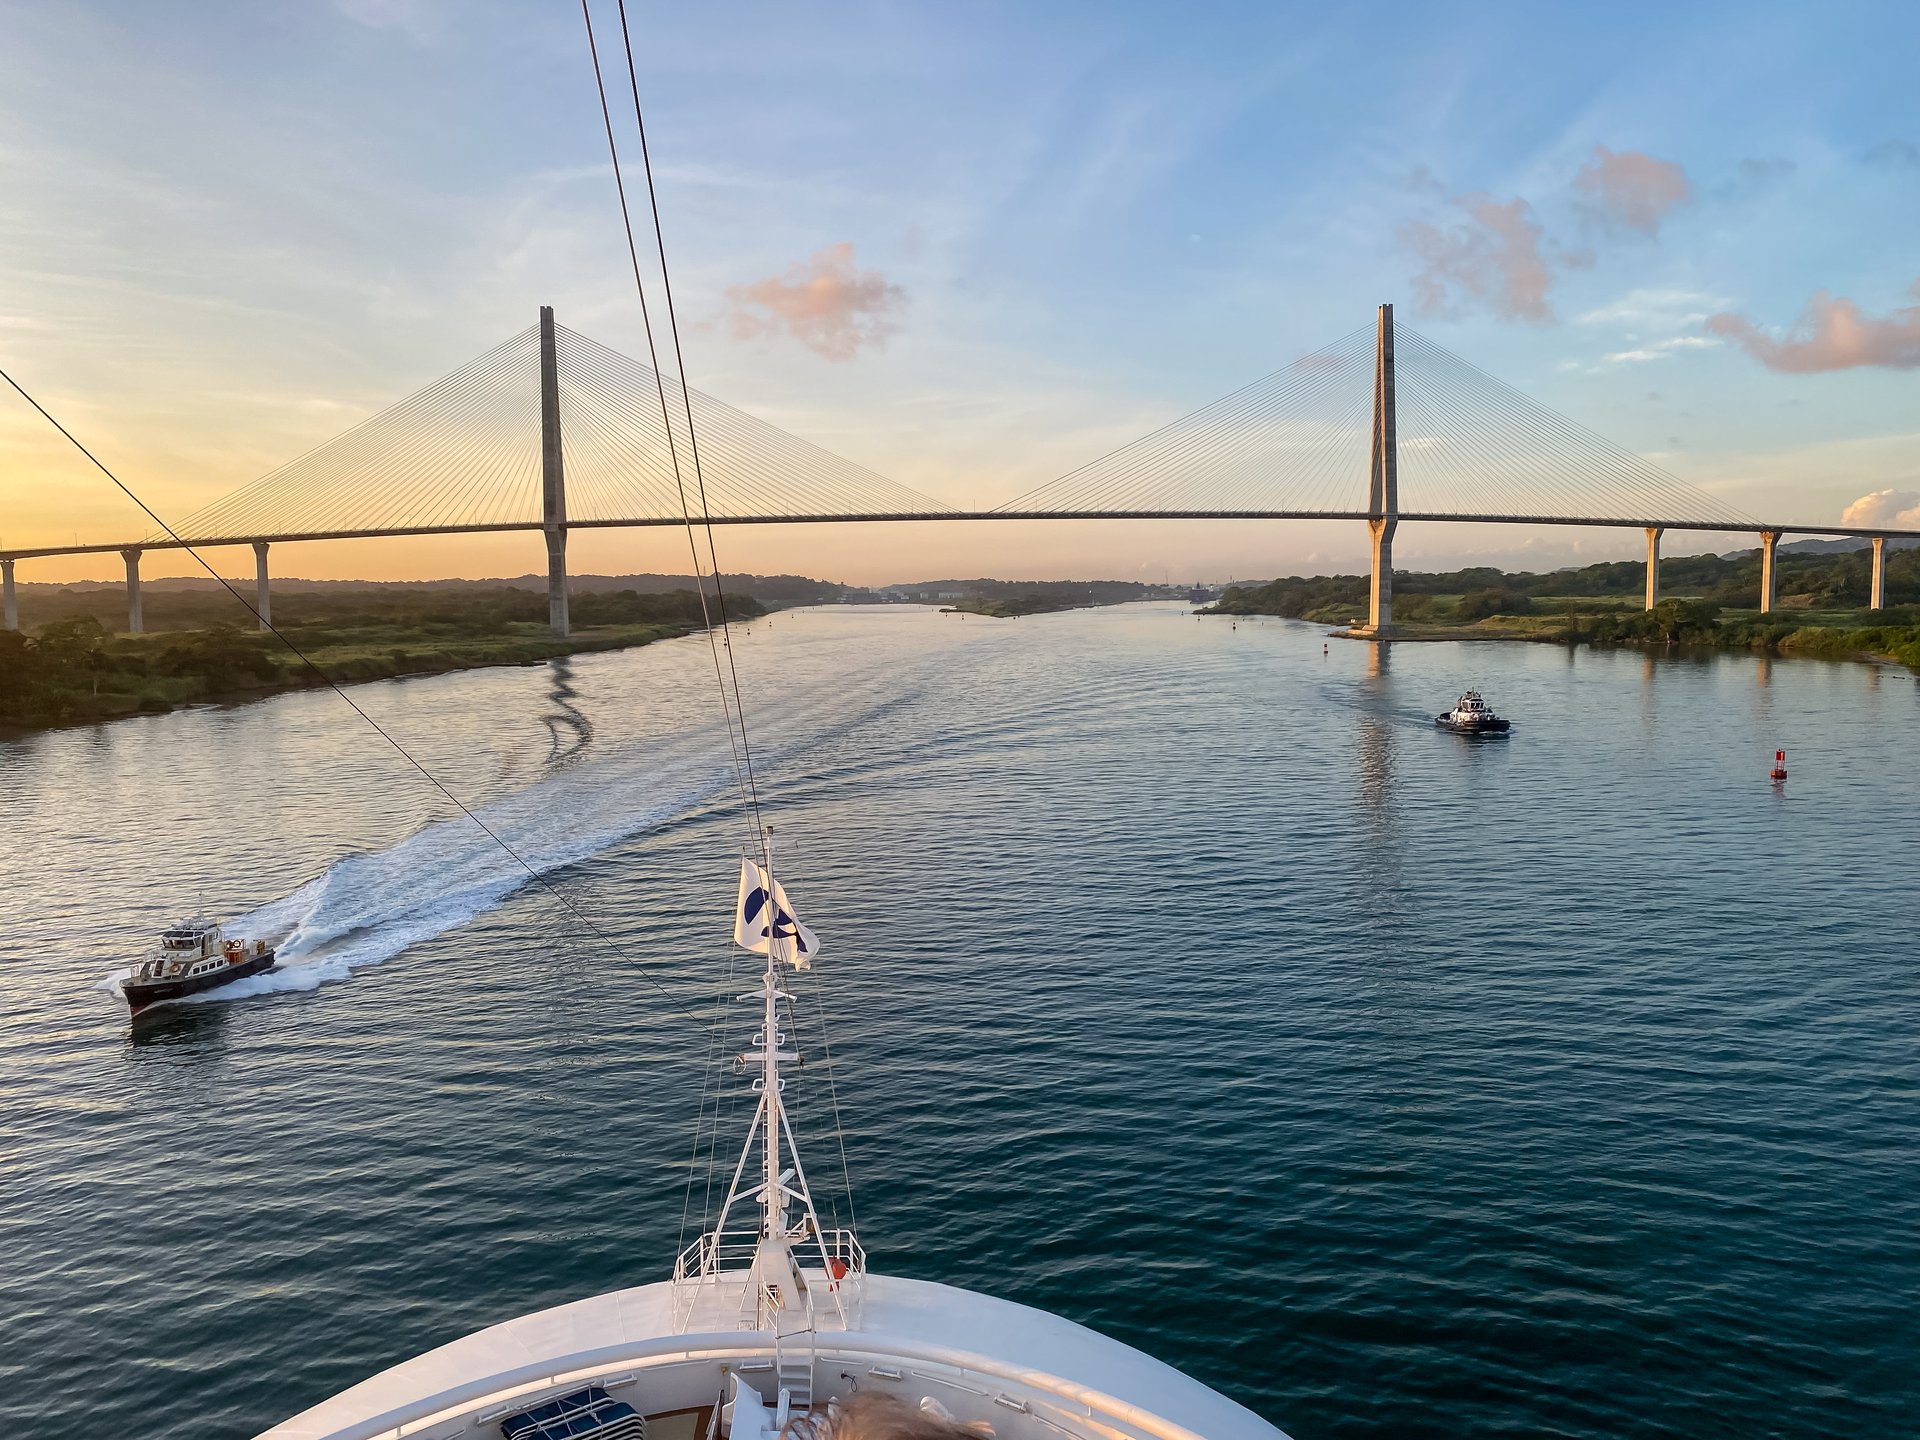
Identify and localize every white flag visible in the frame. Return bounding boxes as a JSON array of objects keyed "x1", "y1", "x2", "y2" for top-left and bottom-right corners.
[{"x1": 733, "y1": 858, "x2": 820, "y2": 969}]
